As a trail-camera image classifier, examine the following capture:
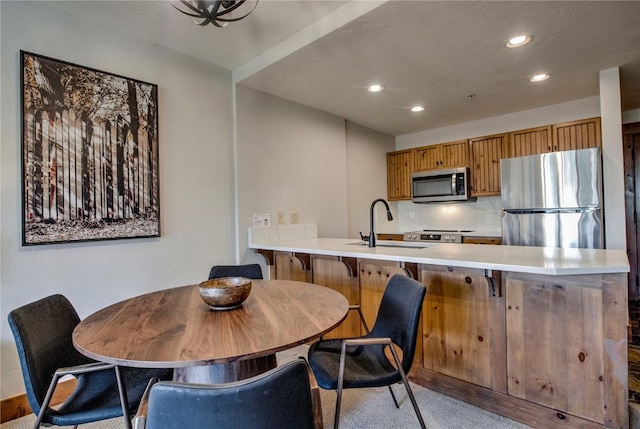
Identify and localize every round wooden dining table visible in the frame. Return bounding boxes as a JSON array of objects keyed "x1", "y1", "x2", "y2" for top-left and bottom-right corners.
[{"x1": 73, "y1": 279, "x2": 349, "y2": 383}]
